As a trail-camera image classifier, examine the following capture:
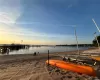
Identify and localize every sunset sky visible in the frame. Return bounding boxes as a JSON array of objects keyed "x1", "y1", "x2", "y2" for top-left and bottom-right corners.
[{"x1": 0, "y1": 0, "x2": 100, "y2": 45}]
